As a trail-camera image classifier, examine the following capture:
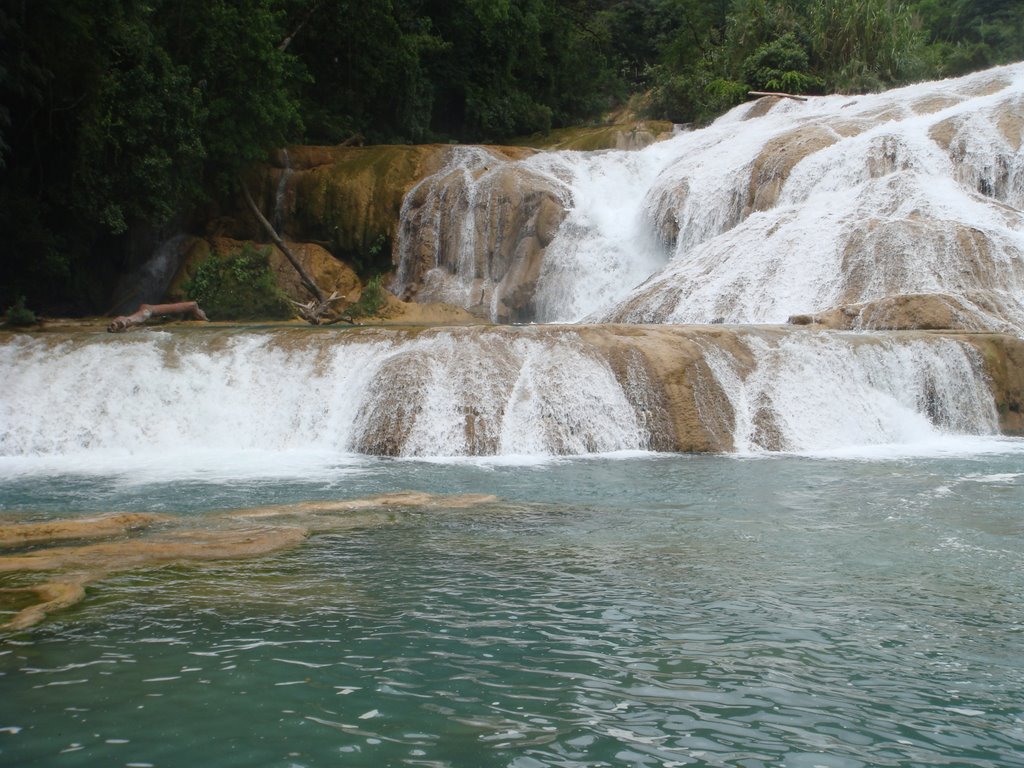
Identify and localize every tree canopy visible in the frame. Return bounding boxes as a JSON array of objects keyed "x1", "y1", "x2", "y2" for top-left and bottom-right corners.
[{"x1": 1, "y1": 0, "x2": 1021, "y2": 313}]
